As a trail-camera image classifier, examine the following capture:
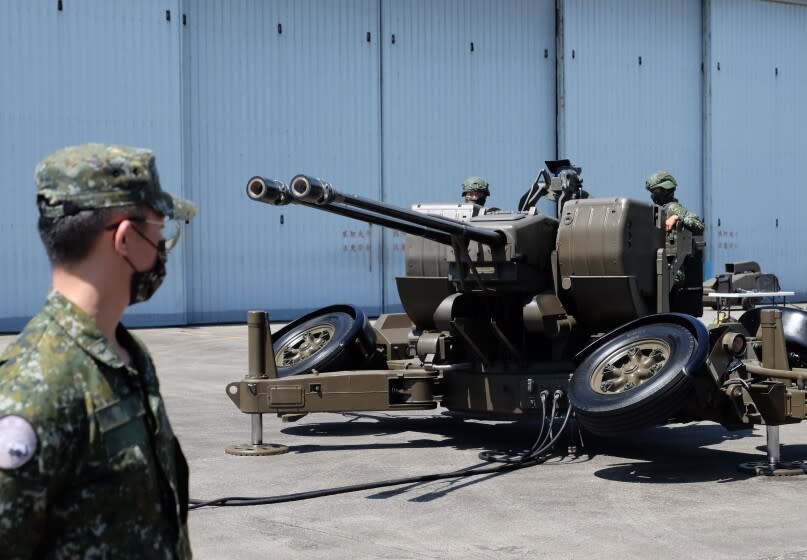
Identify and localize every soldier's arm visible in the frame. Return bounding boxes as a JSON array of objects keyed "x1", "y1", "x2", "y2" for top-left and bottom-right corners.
[
  {"x1": 680, "y1": 209, "x2": 704, "y2": 234},
  {"x1": 0, "y1": 374, "x2": 81, "y2": 557},
  {"x1": 666, "y1": 203, "x2": 704, "y2": 234}
]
